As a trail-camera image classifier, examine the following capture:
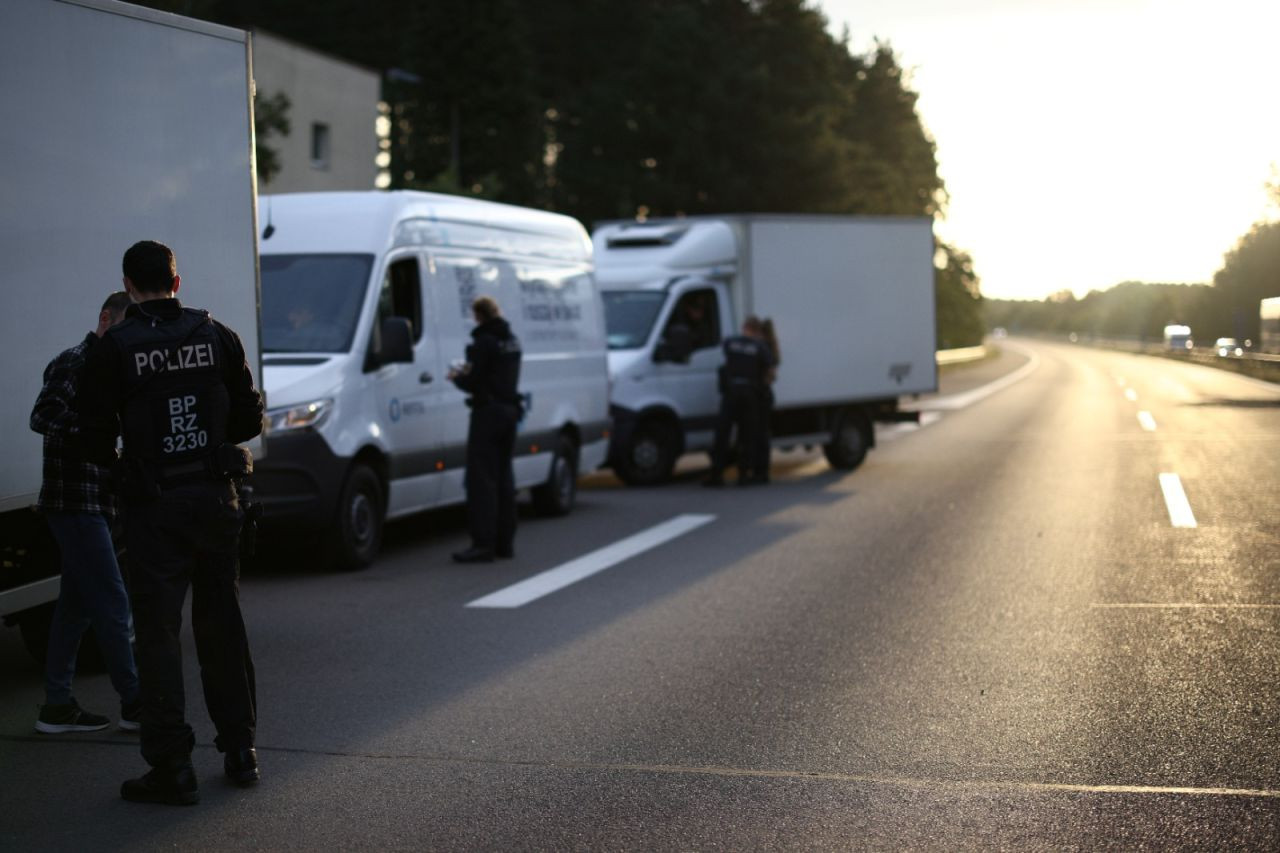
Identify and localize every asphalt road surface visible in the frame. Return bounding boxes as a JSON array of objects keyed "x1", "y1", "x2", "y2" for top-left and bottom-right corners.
[{"x1": 2, "y1": 339, "x2": 1277, "y2": 850}]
